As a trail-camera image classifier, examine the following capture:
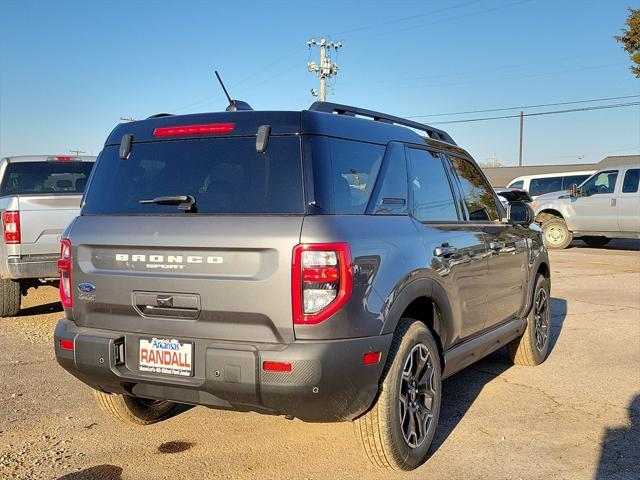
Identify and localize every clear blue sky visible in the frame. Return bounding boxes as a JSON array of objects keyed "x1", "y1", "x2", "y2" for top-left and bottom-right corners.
[{"x1": 1, "y1": 0, "x2": 638, "y2": 165}]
